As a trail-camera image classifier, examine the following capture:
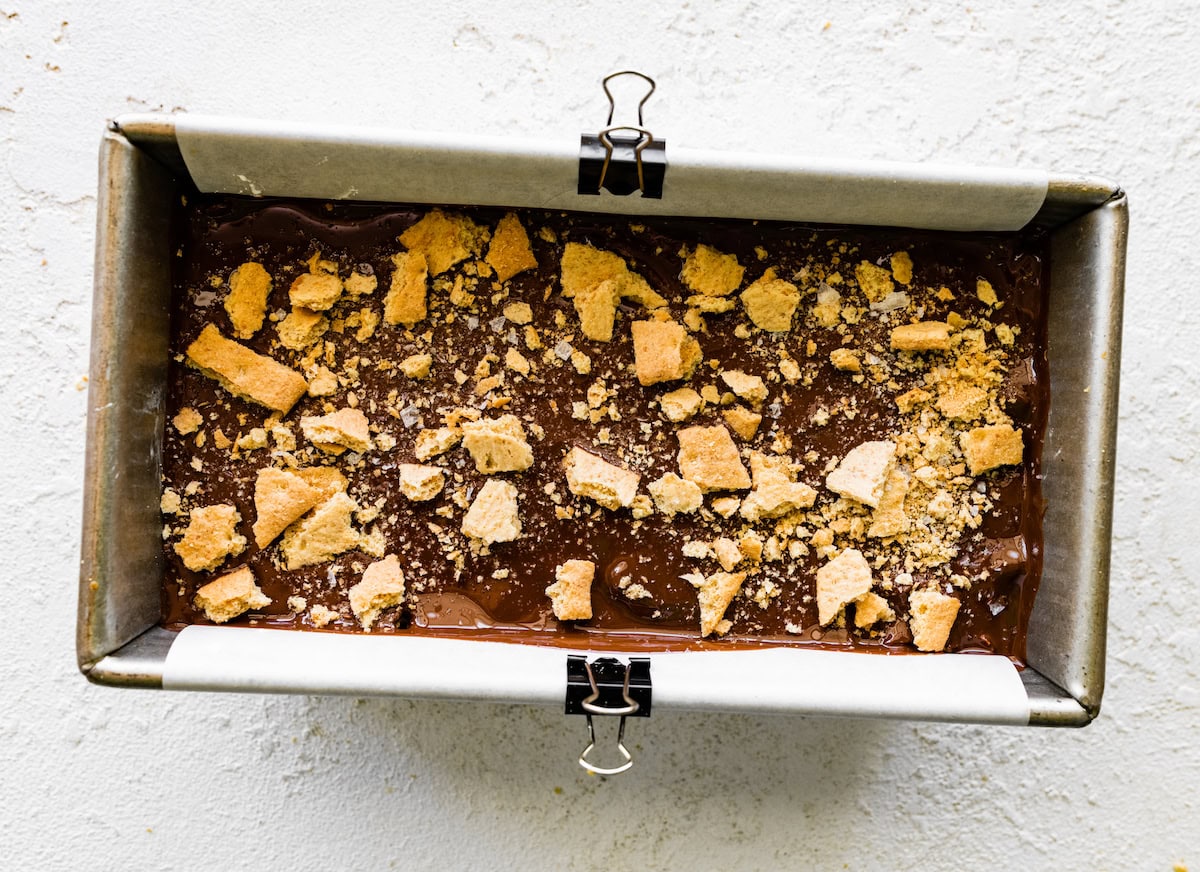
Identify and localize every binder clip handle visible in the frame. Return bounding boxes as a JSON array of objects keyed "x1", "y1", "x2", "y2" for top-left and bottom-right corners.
[
  {"x1": 578, "y1": 71, "x2": 666, "y2": 198},
  {"x1": 600, "y1": 70, "x2": 656, "y2": 127}
]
